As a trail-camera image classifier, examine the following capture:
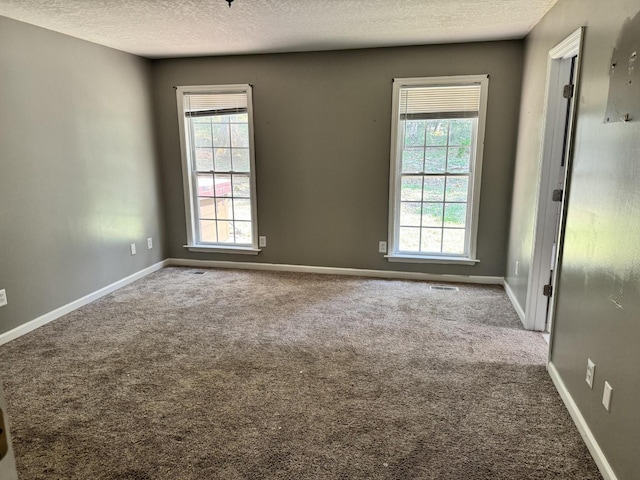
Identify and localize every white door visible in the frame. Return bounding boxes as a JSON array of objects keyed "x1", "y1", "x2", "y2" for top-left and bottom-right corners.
[
  {"x1": 0, "y1": 381, "x2": 18, "y2": 480},
  {"x1": 525, "y1": 27, "x2": 584, "y2": 333},
  {"x1": 545, "y1": 55, "x2": 577, "y2": 333}
]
